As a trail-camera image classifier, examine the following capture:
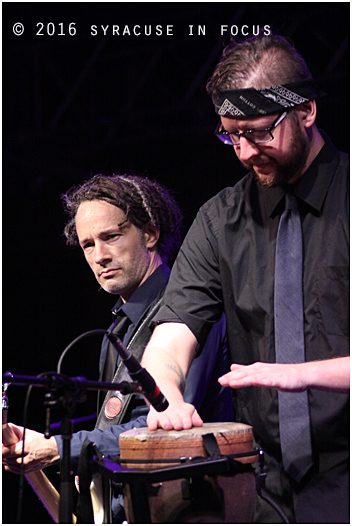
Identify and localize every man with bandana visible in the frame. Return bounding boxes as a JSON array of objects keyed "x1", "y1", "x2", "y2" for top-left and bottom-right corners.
[{"x1": 141, "y1": 33, "x2": 350, "y2": 523}]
